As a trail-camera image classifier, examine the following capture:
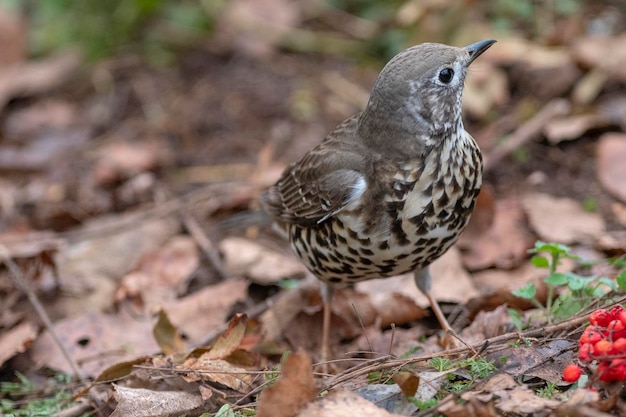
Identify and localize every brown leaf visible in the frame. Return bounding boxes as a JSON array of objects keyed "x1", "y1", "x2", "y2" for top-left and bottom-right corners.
[
  {"x1": 298, "y1": 389, "x2": 405, "y2": 417},
  {"x1": 164, "y1": 279, "x2": 248, "y2": 344},
  {"x1": 521, "y1": 192, "x2": 605, "y2": 244},
  {"x1": 0, "y1": 321, "x2": 37, "y2": 367},
  {"x1": 597, "y1": 133, "x2": 626, "y2": 203},
  {"x1": 206, "y1": 313, "x2": 247, "y2": 360},
  {"x1": 115, "y1": 235, "x2": 199, "y2": 309},
  {"x1": 220, "y1": 237, "x2": 306, "y2": 284},
  {"x1": 392, "y1": 371, "x2": 420, "y2": 398},
  {"x1": 30, "y1": 311, "x2": 160, "y2": 377},
  {"x1": 181, "y1": 357, "x2": 253, "y2": 393},
  {"x1": 461, "y1": 195, "x2": 534, "y2": 271},
  {"x1": 153, "y1": 309, "x2": 187, "y2": 355},
  {"x1": 573, "y1": 34, "x2": 626, "y2": 82},
  {"x1": 257, "y1": 350, "x2": 316, "y2": 417},
  {"x1": 110, "y1": 385, "x2": 203, "y2": 417},
  {"x1": 544, "y1": 113, "x2": 613, "y2": 144},
  {"x1": 0, "y1": 52, "x2": 80, "y2": 110}
]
